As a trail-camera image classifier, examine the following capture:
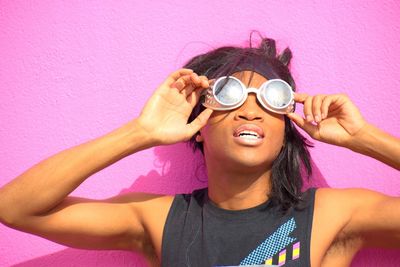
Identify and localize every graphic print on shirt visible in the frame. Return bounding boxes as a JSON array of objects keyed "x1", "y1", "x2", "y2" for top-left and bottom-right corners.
[{"x1": 215, "y1": 217, "x2": 300, "y2": 266}]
